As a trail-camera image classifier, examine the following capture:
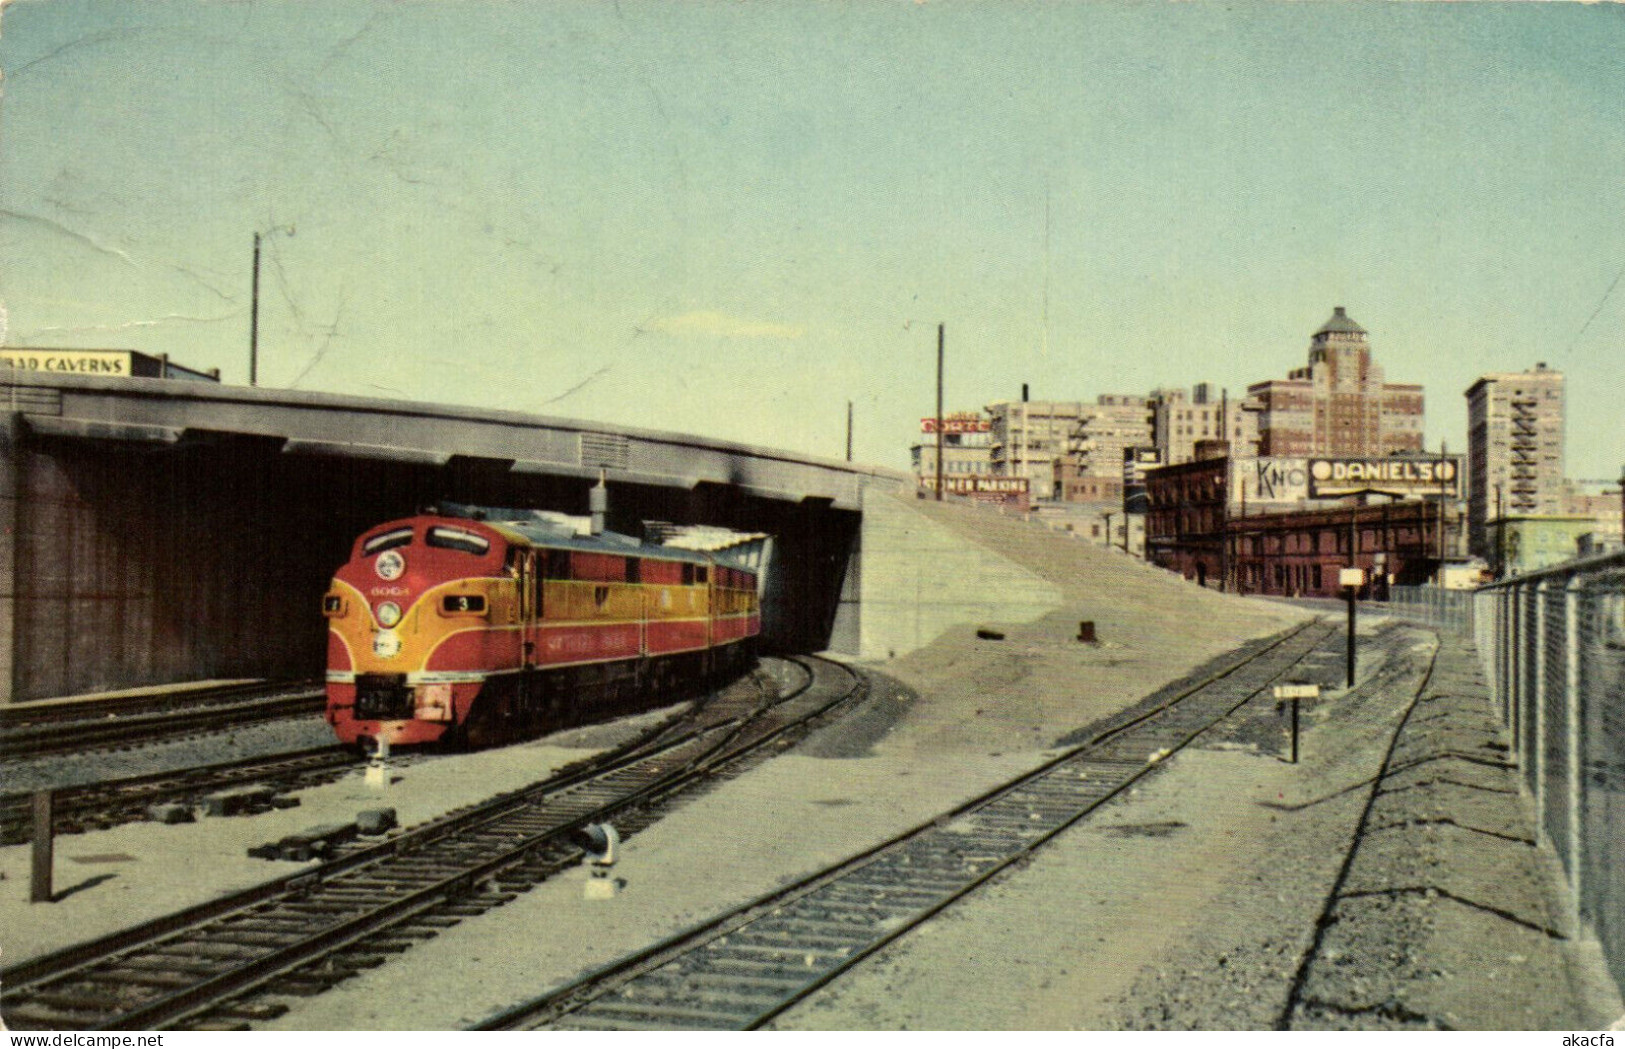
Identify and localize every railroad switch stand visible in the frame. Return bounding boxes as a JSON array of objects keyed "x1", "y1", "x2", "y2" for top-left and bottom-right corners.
[
  {"x1": 575, "y1": 823, "x2": 622, "y2": 900},
  {"x1": 365, "y1": 737, "x2": 392, "y2": 789}
]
